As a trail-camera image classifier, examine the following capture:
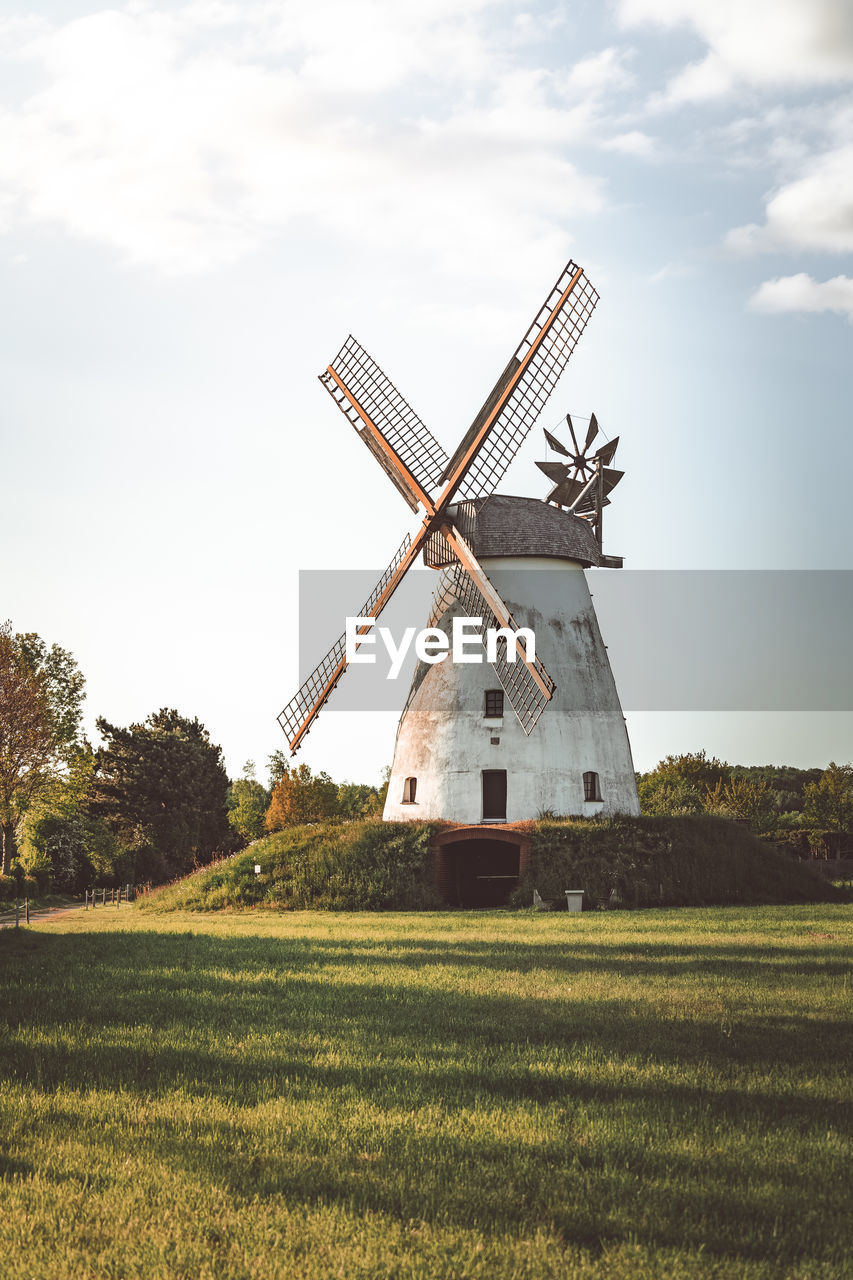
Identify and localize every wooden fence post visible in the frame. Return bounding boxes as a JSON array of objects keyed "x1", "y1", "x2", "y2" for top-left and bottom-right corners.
[{"x1": 25, "y1": 897, "x2": 29, "y2": 924}]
